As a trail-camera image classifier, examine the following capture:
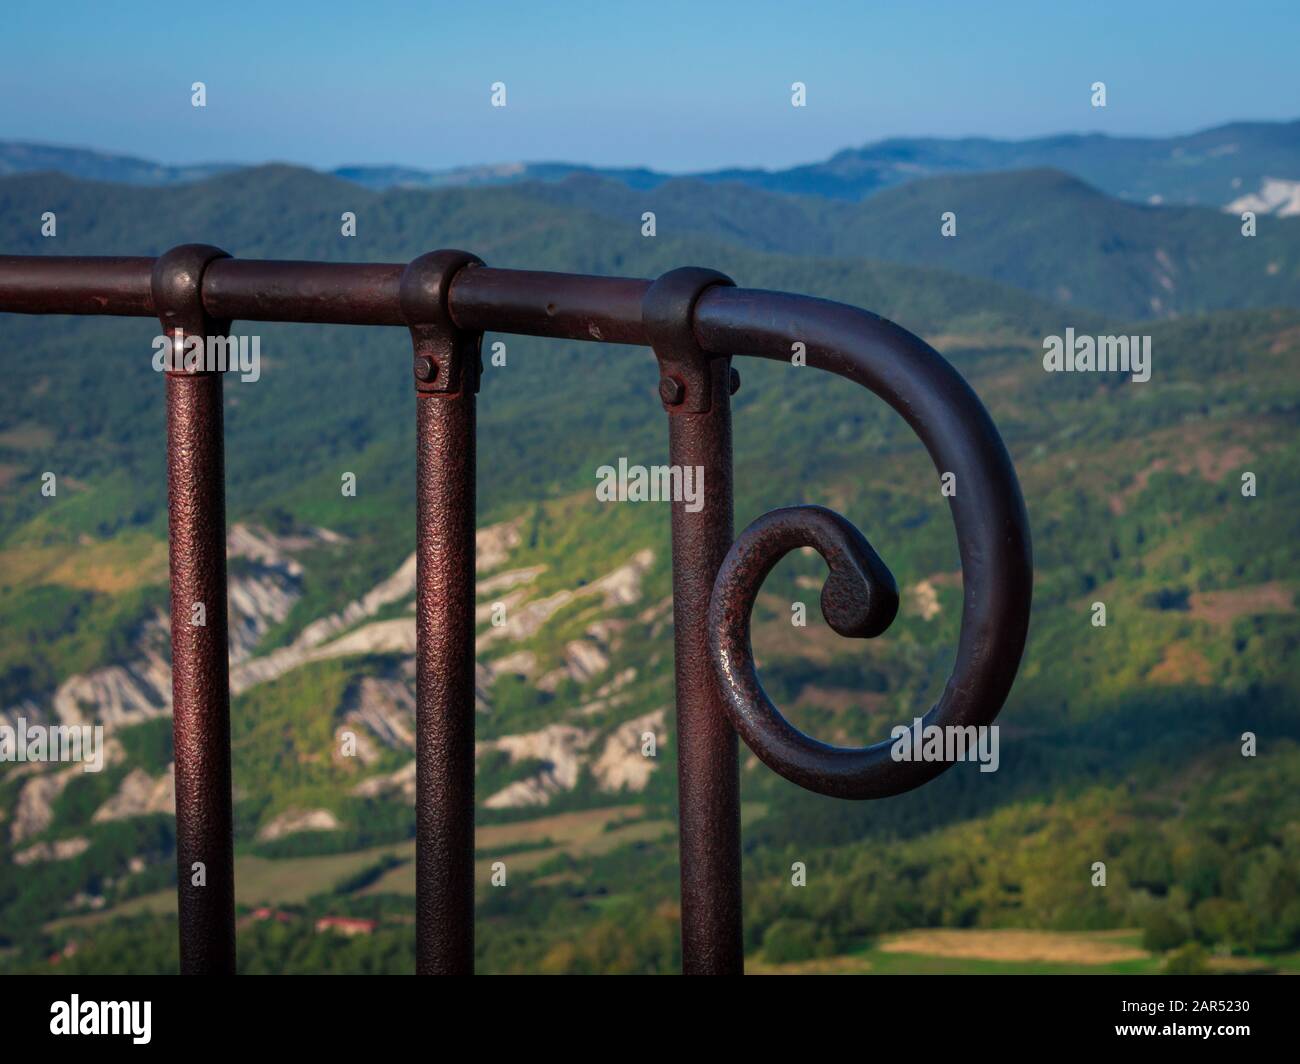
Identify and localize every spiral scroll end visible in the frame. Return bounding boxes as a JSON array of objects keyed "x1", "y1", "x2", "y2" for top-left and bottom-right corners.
[{"x1": 819, "y1": 525, "x2": 898, "y2": 639}]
